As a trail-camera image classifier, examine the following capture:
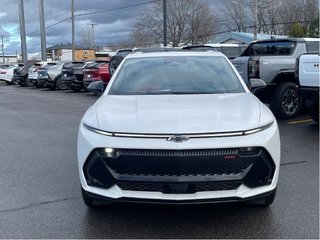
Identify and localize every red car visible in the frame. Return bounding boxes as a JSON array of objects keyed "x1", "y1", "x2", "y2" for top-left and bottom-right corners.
[{"x1": 83, "y1": 61, "x2": 110, "y2": 89}]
